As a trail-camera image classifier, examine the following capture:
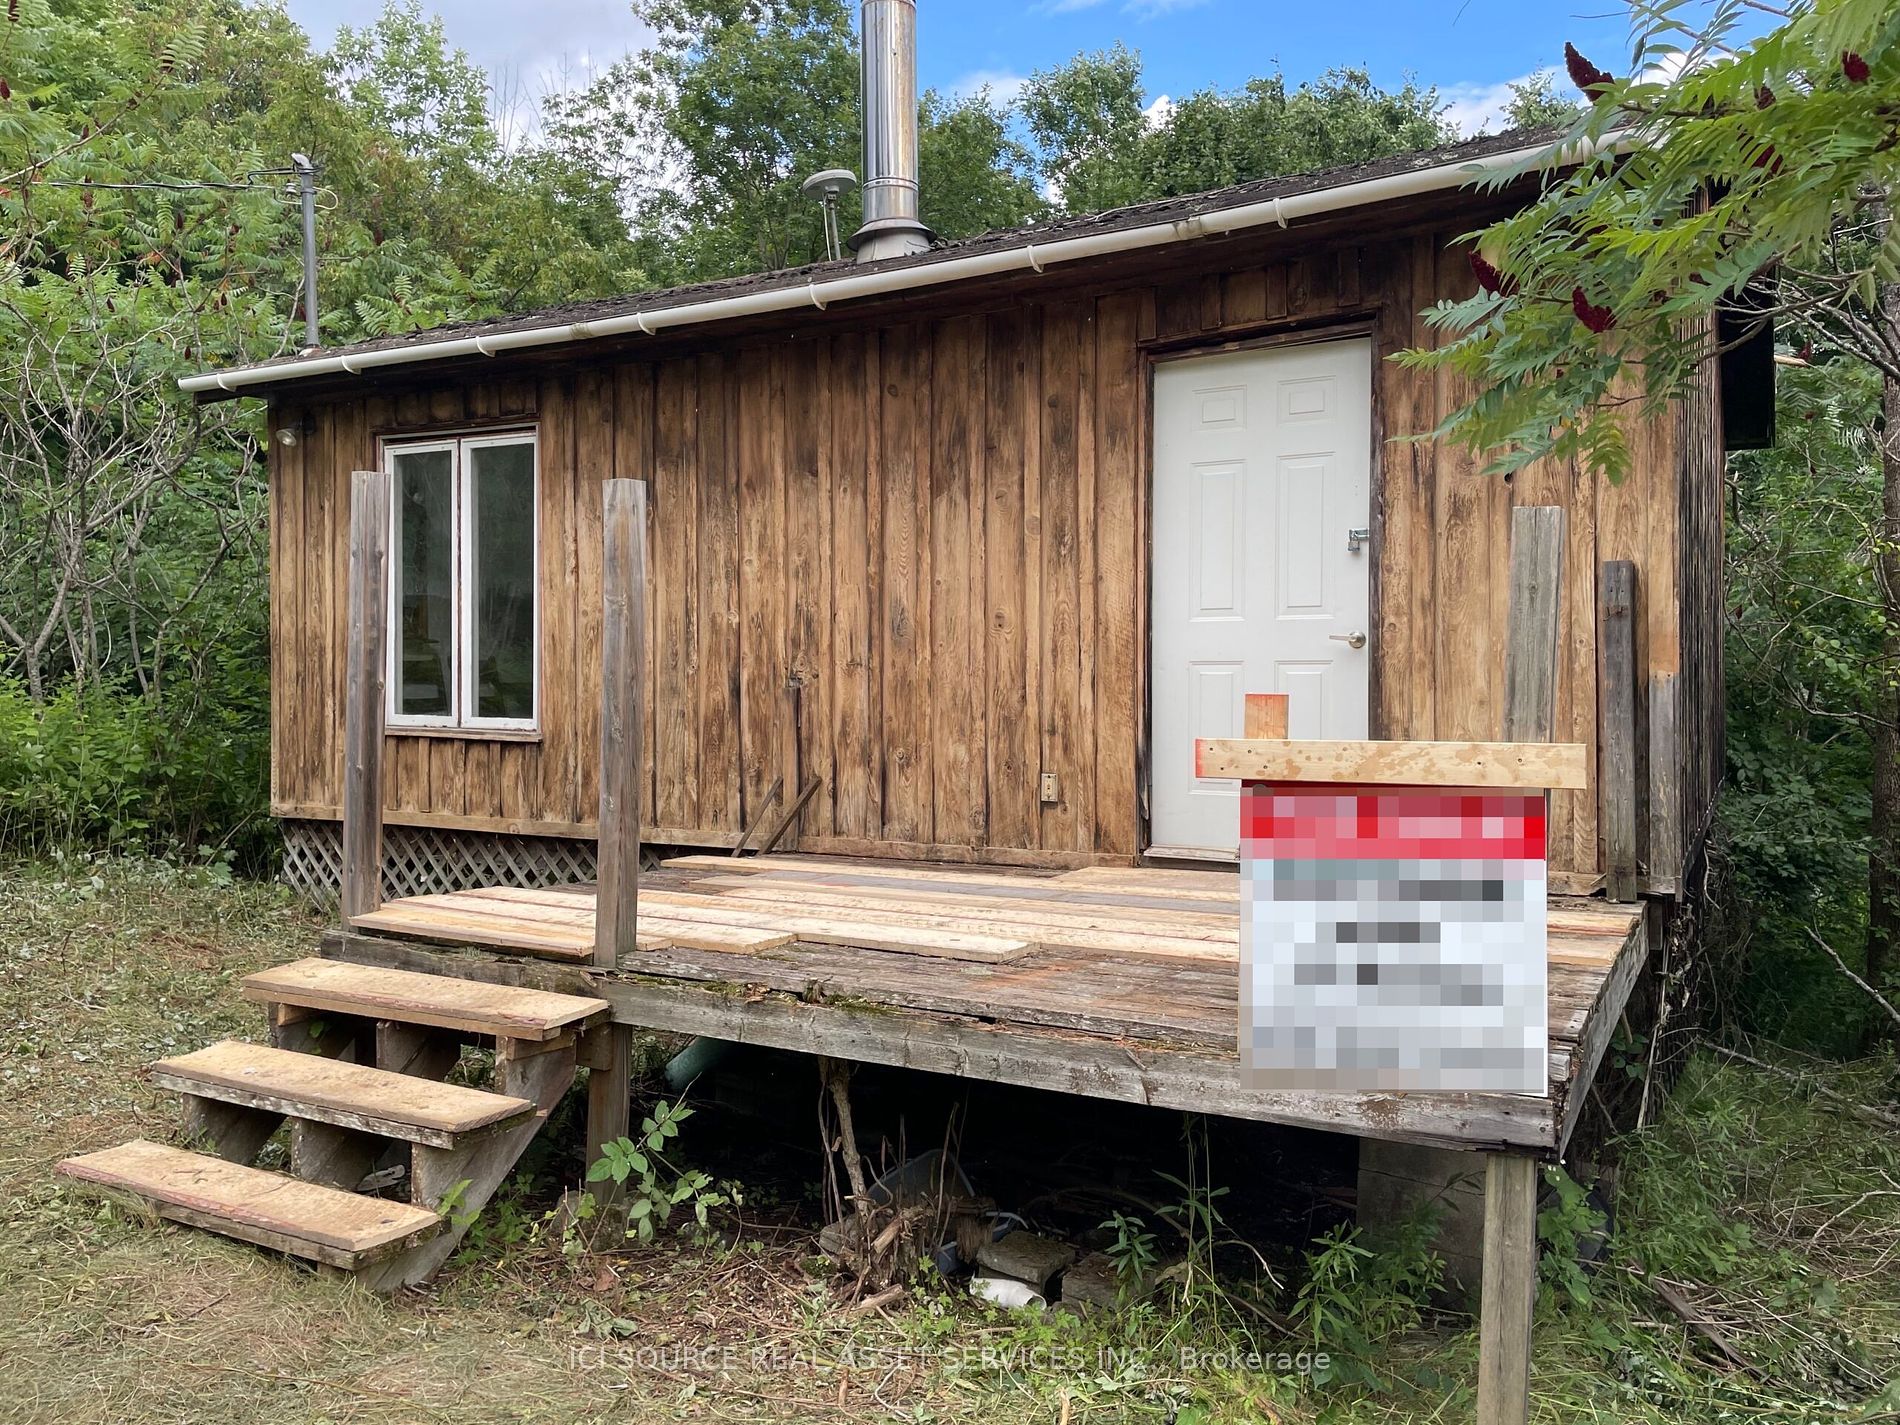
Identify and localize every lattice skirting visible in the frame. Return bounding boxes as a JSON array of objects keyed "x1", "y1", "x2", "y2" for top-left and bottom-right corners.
[{"x1": 280, "y1": 820, "x2": 598, "y2": 907}]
